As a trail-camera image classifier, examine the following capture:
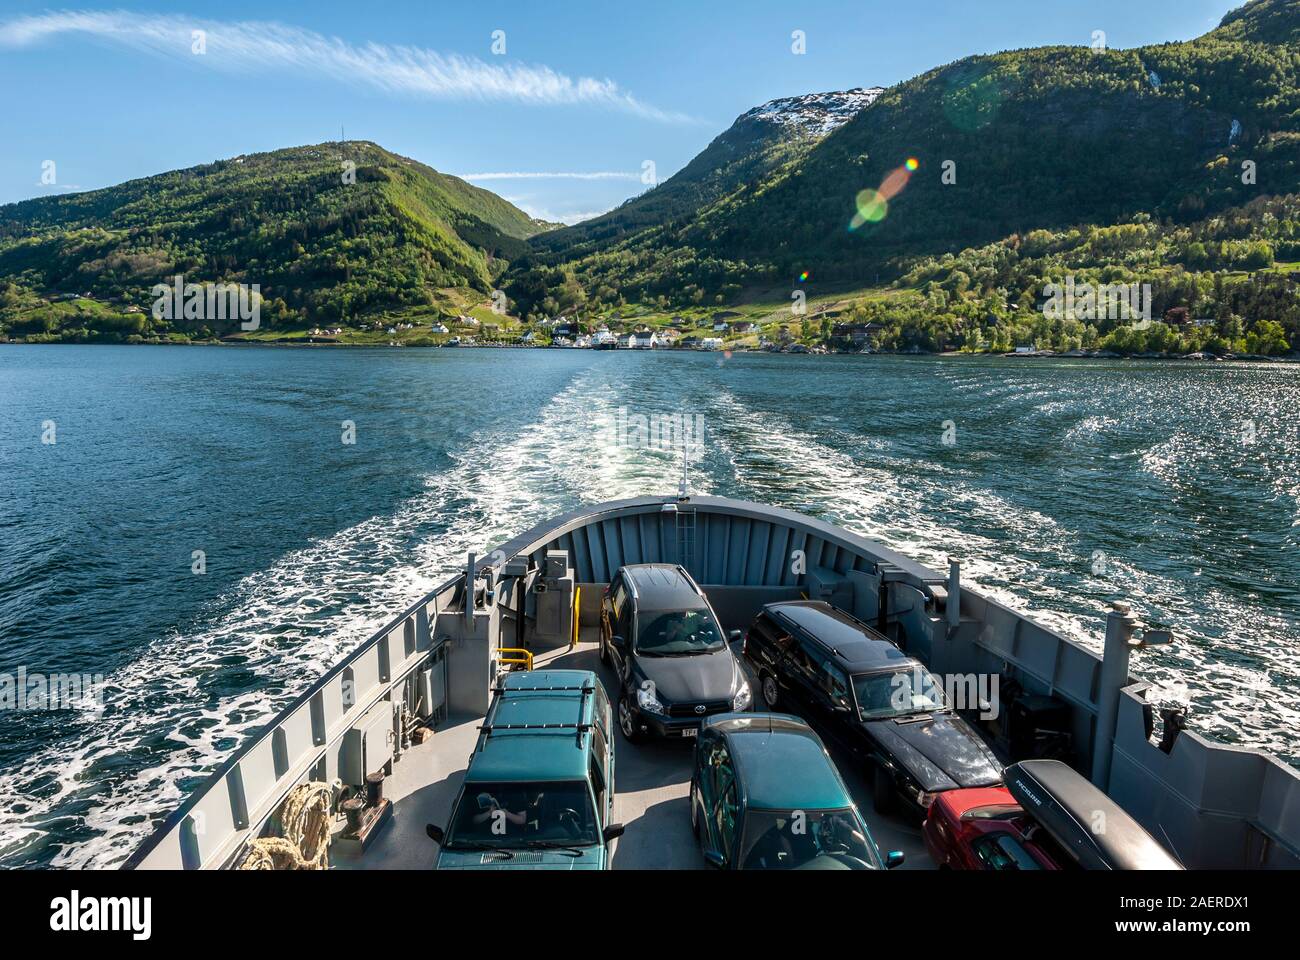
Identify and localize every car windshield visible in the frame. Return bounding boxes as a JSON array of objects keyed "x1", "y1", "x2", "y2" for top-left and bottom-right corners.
[
  {"x1": 444, "y1": 781, "x2": 598, "y2": 849},
  {"x1": 741, "y1": 808, "x2": 882, "y2": 870},
  {"x1": 853, "y1": 668, "x2": 945, "y2": 720},
  {"x1": 636, "y1": 608, "x2": 724, "y2": 655}
]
